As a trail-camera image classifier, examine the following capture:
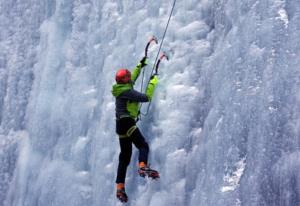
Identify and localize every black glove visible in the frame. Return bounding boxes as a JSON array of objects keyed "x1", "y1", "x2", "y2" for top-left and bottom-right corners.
[
  {"x1": 150, "y1": 74, "x2": 157, "y2": 79},
  {"x1": 140, "y1": 56, "x2": 148, "y2": 68}
]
